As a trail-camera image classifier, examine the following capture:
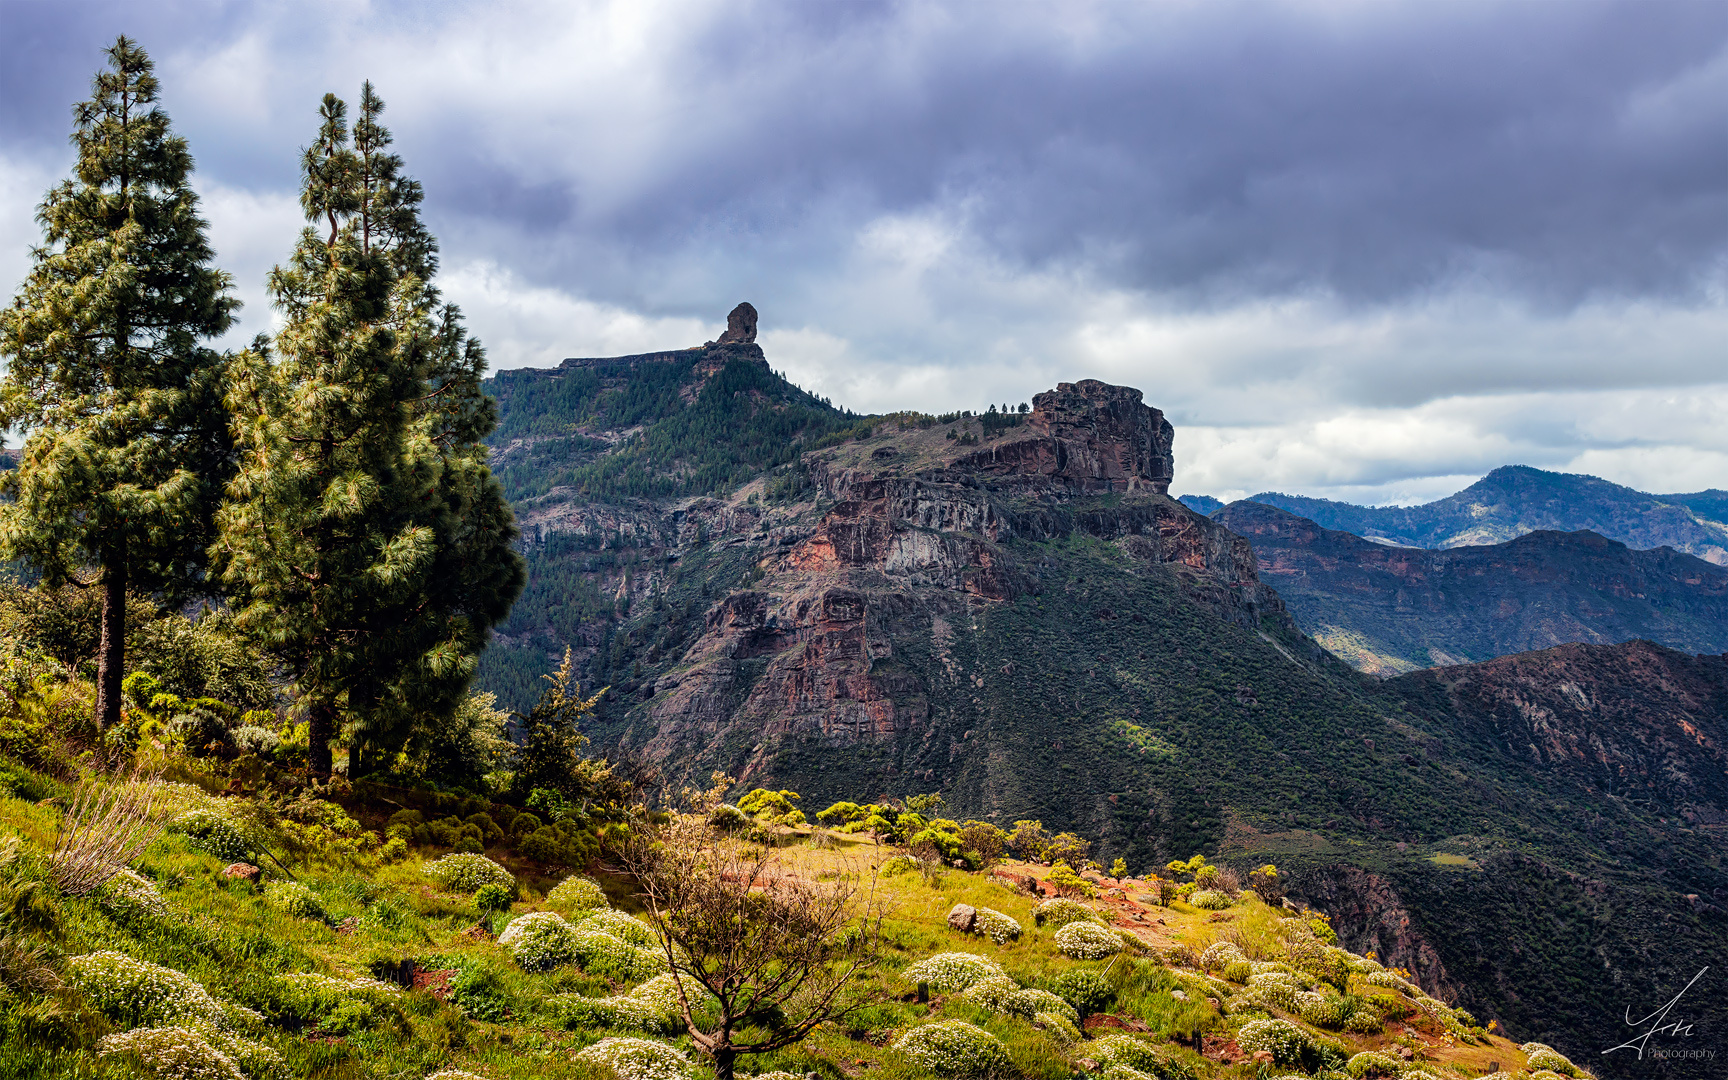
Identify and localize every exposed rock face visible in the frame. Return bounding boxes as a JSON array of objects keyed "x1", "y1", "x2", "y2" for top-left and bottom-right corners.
[
  {"x1": 953, "y1": 380, "x2": 1174, "y2": 495},
  {"x1": 626, "y1": 378, "x2": 1283, "y2": 781},
  {"x1": 1289, "y1": 866, "x2": 1459, "y2": 1004},
  {"x1": 715, "y1": 301, "x2": 758, "y2": 345}
]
